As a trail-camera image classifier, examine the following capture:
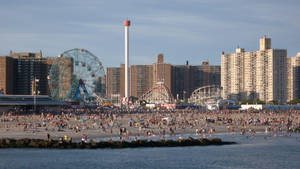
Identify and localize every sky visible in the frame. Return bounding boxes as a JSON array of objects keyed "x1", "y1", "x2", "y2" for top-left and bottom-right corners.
[{"x1": 0, "y1": 0, "x2": 299, "y2": 67}]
